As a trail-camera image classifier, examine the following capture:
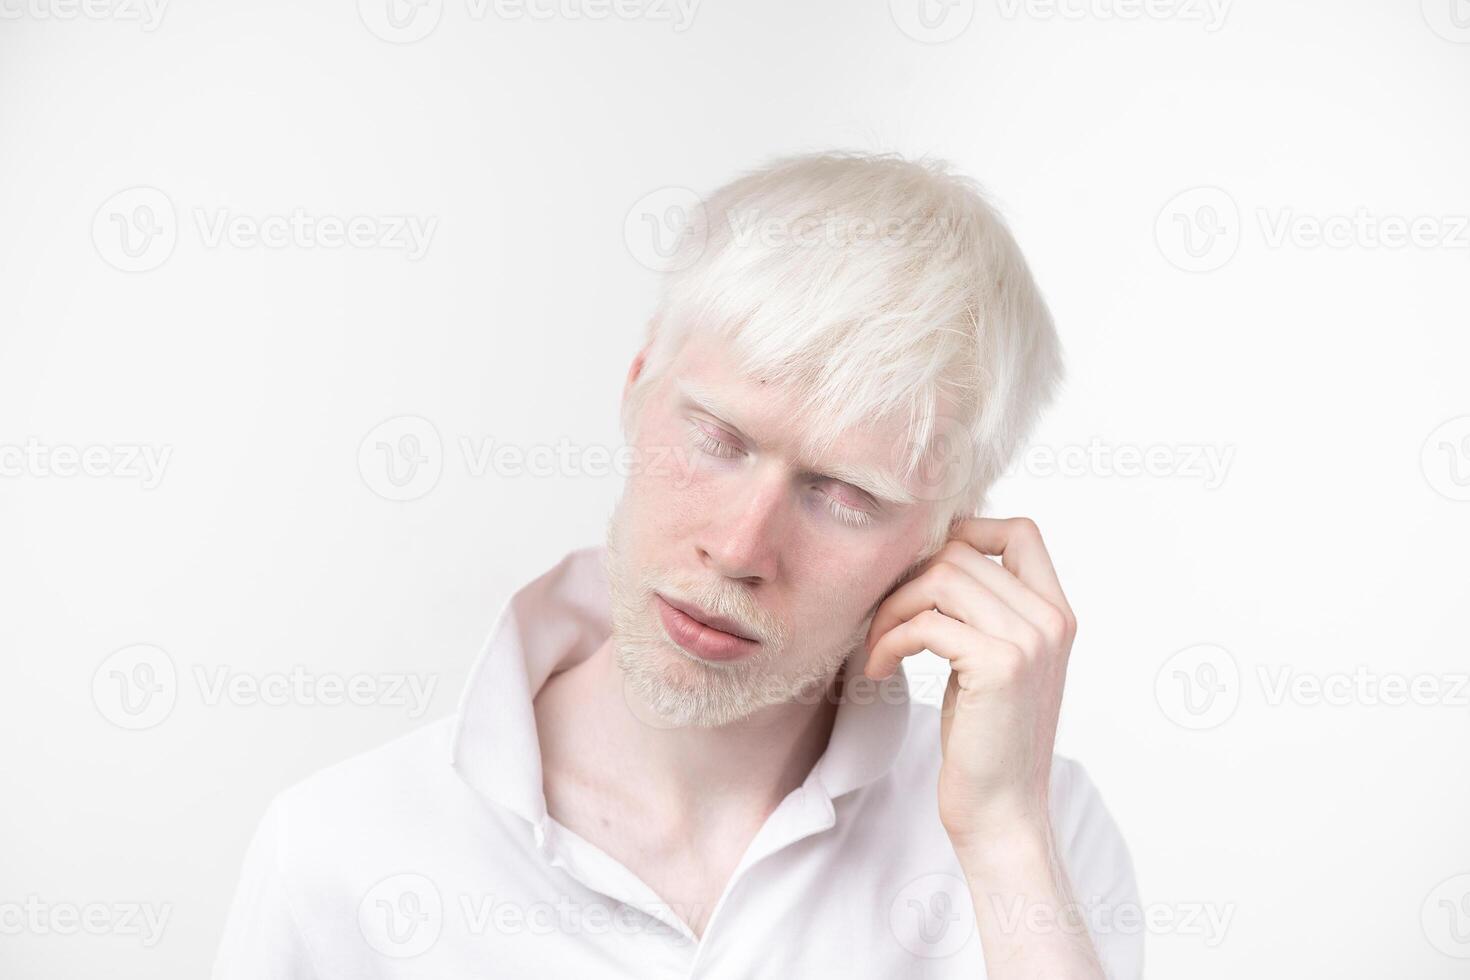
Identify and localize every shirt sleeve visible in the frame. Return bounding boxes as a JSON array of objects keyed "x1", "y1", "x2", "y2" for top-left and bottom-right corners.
[
  {"x1": 212, "y1": 796, "x2": 321, "y2": 980},
  {"x1": 1051, "y1": 756, "x2": 1144, "y2": 980}
]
